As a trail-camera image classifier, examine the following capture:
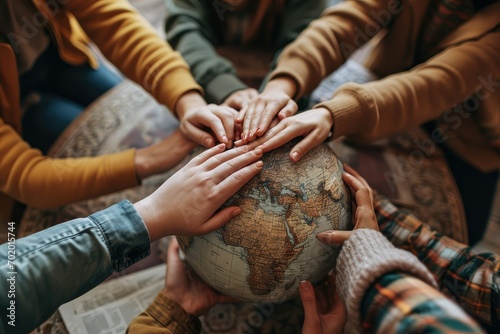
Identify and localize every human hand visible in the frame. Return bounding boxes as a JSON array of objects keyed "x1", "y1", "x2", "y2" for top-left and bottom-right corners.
[
  {"x1": 134, "y1": 144, "x2": 263, "y2": 241},
  {"x1": 176, "y1": 91, "x2": 238, "y2": 148},
  {"x1": 223, "y1": 88, "x2": 259, "y2": 111},
  {"x1": 164, "y1": 239, "x2": 236, "y2": 316},
  {"x1": 134, "y1": 130, "x2": 198, "y2": 181},
  {"x1": 236, "y1": 108, "x2": 333, "y2": 162},
  {"x1": 300, "y1": 275, "x2": 346, "y2": 334},
  {"x1": 316, "y1": 164, "x2": 377, "y2": 245},
  {"x1": 236, "y1": 77, "x2": 298, "y2": 143}
]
